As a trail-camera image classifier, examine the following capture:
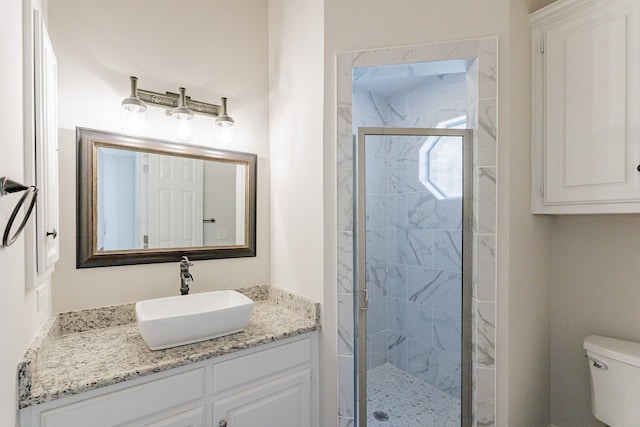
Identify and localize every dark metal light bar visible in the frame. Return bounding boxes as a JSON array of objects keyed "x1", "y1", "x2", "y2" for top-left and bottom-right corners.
[{"x1": 137, "y1": 88, "x2": 222, "y2": 117}]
